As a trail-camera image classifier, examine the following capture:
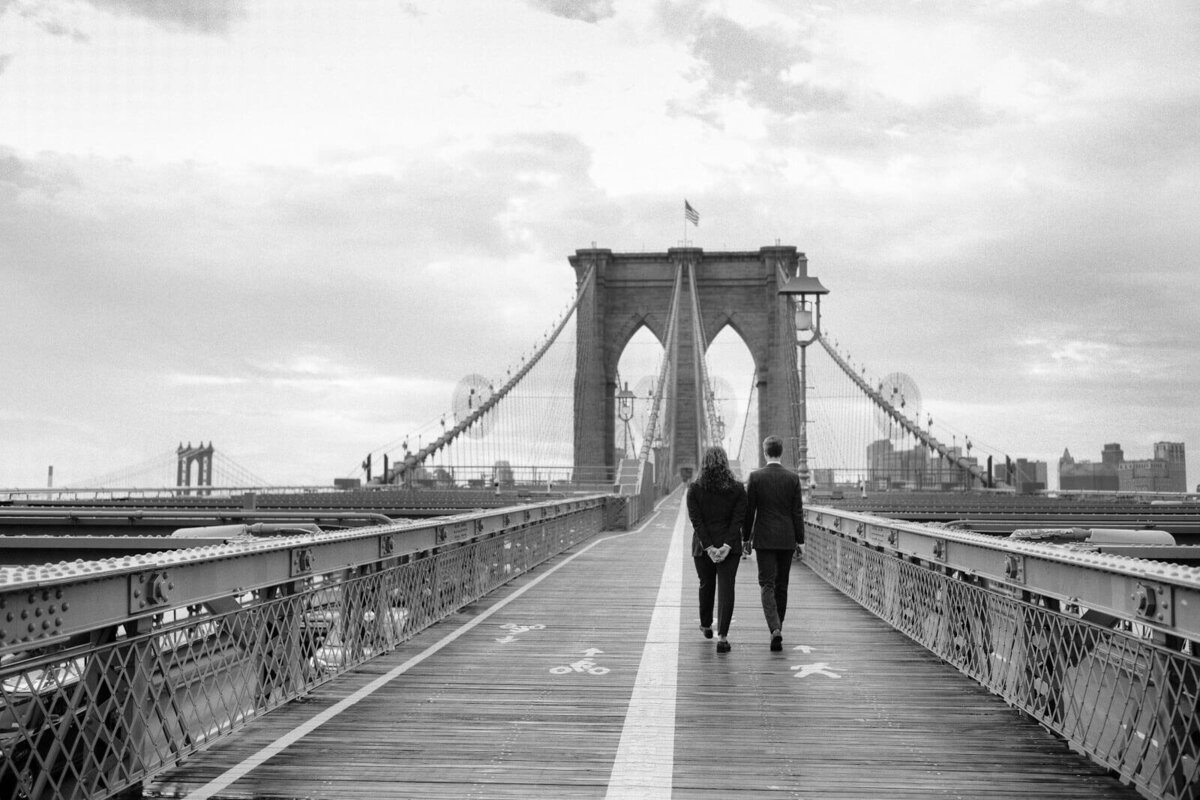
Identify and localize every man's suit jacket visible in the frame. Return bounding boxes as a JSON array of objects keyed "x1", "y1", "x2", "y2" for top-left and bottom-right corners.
[{"x1": 745, "y1": 462, "x2": 804, "y2": 550}]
